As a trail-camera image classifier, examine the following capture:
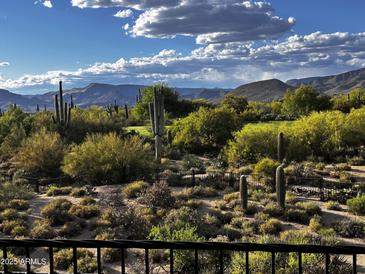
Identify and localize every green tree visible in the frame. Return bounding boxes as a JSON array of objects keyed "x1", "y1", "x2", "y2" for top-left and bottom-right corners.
[
  {"x1": 331, "y1": 88, "x2": 365, "y2": 113},
  {"x1": 14, "y1": 129, "x2": 65, "y2": 177},
  {"x1": 62, "y1": 133, "x2": 154, "y2": 184},
  {"x1": 281, "y1": 86, "x2": 331, "y2": 117},
  {"x1": 172, "y1": 107, "x2": 239, "y2": 153},
  {"x1": 0, "y1": 124, "x2": 26, "y2": 160},
  {"x1": 220, "y1": 94, "x2": 248, "y2": 114}
]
